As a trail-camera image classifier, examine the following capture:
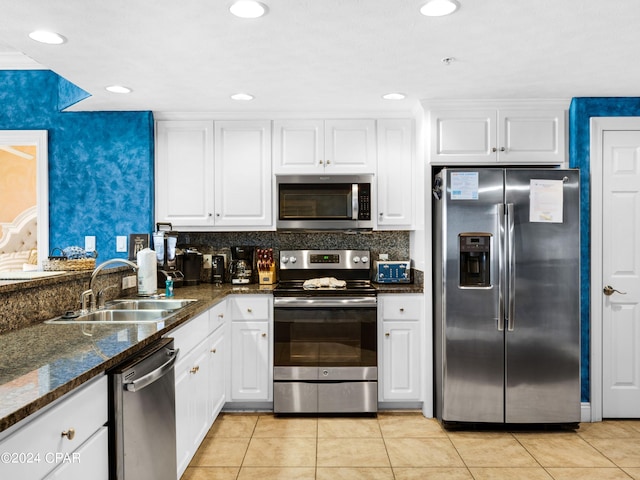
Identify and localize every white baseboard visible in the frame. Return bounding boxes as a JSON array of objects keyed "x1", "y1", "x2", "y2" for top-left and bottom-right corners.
[{"x1": 581, "y1": 402, "x2": 591, "y2": 423}]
